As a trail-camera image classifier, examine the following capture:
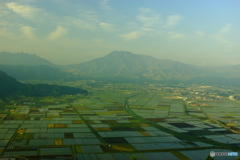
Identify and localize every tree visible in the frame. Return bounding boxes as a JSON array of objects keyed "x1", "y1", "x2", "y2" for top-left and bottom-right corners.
[{"x1": 206, "y1": 154, "x2": 214, "y2": 160}]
